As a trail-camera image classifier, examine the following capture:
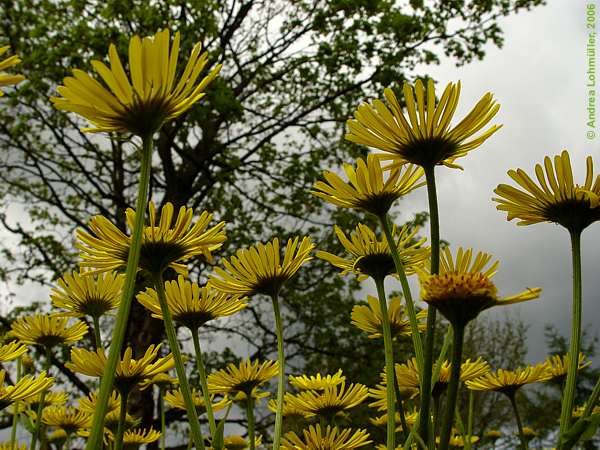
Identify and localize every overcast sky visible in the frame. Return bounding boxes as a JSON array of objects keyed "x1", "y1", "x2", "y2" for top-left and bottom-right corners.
[{"x1": 386, "y1": 0, "x2": 600, "y2": 363}]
